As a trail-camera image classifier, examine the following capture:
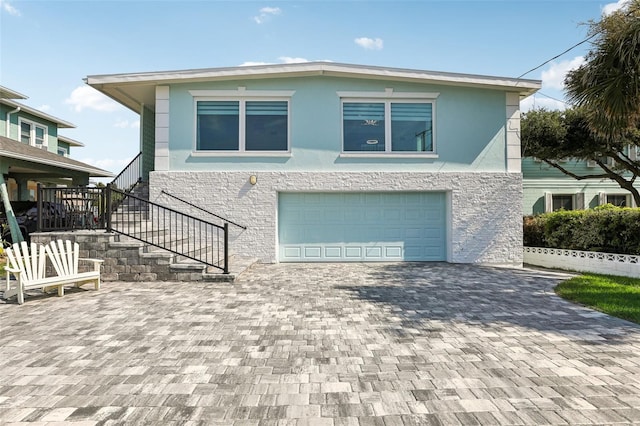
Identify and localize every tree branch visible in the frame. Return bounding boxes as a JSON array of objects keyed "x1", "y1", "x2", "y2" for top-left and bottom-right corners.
[{"x1": 541, "y1": 159, "x2": 610, "y2": 180}]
